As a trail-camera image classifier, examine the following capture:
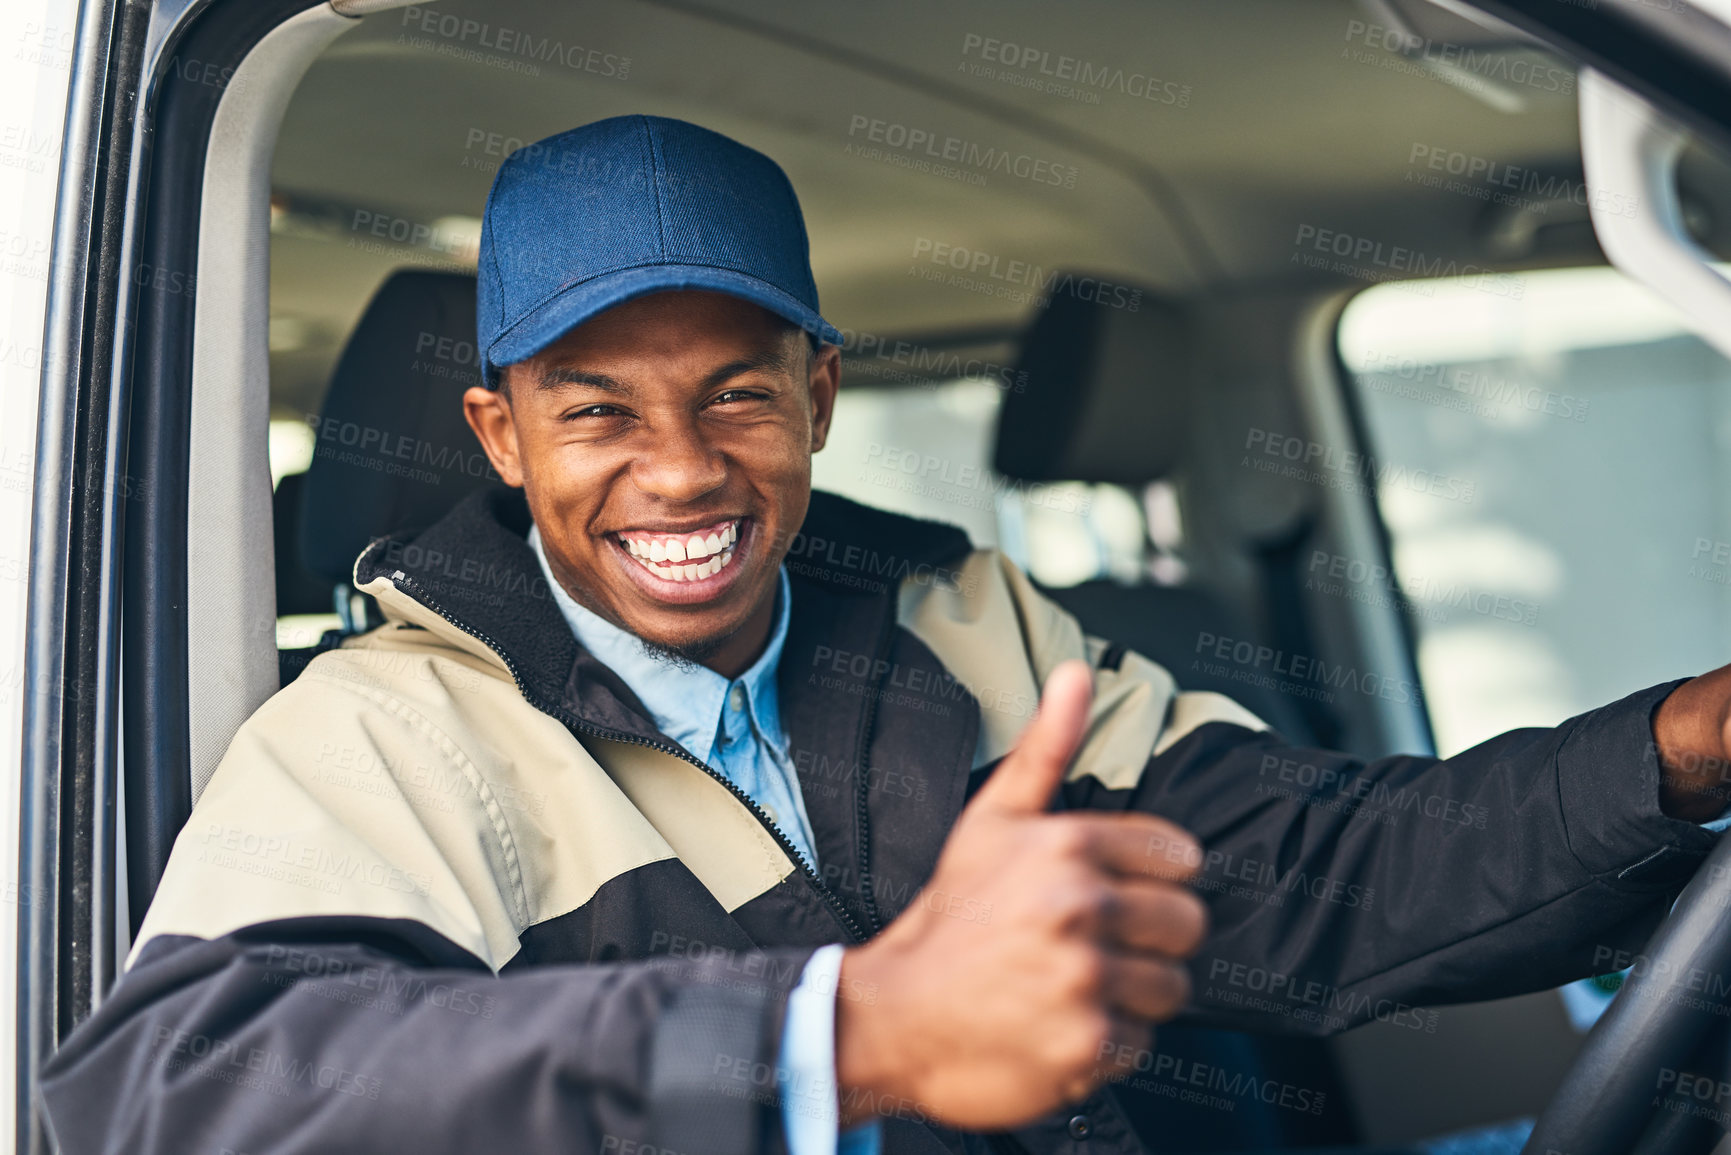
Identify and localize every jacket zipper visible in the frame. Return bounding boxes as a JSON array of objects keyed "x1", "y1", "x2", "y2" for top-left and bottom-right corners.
[
  {"x1": 849, "y1": 606, "x2": 900, "y2": 934},
  {"x1": 384, "y1": 569, "x2": 870, "y2": 945}
]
